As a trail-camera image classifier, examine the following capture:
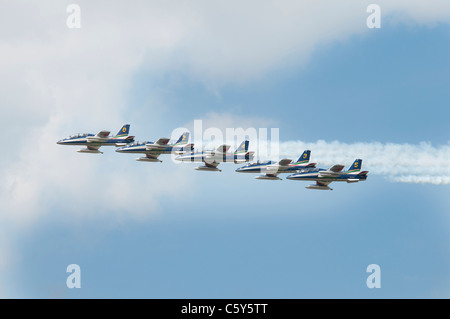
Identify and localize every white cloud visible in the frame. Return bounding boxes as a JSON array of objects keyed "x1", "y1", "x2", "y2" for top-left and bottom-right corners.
[
  {"x1": 0, "y1": 120, "x2": 193, "y2": 225},
  {"x1": 0, "y1": 0, "x2": 450, "y2": 226},
  {"x1": 379, "y1": 0, "x2": 450, "y2": 24},
  {"x1": 3, "y1": 0, "x2": 449, "y2": 223}
]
